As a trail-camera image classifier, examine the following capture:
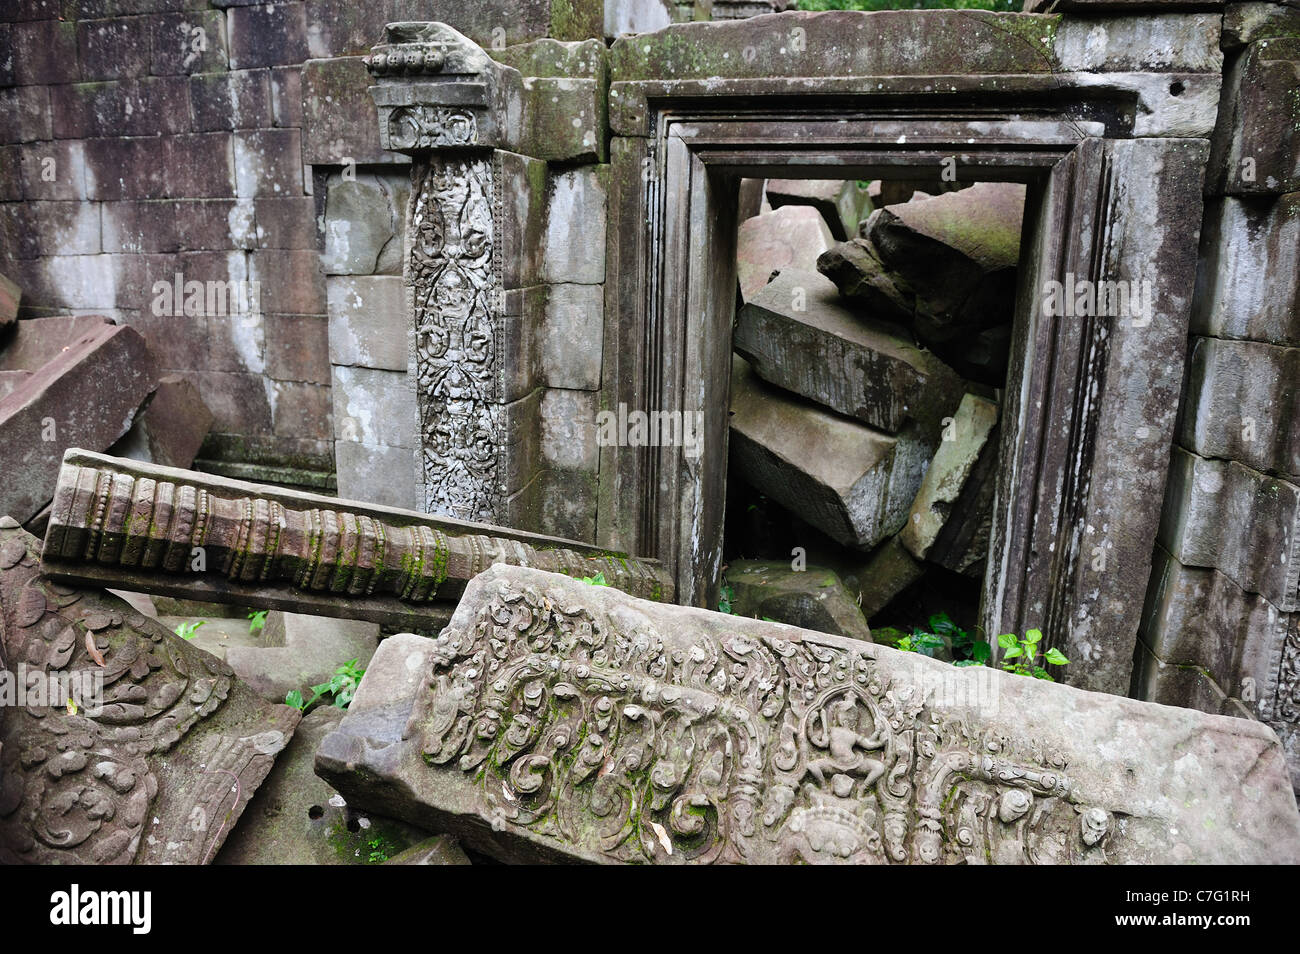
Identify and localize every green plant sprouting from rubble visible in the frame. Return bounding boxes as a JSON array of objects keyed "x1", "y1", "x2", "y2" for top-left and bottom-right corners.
[
  {"x1": 896, "y1": 612, "x2": 1069, "y2": 681},
  {"x1": 174, "y1": 620, "x2": 205, "y2": 641},
  {"x1": 286, "y1": 658, "x2": 366, "y2": 711}
]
